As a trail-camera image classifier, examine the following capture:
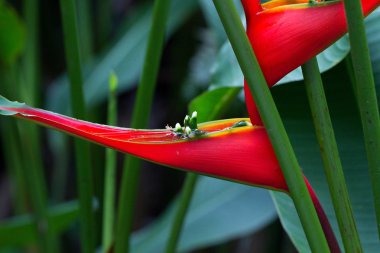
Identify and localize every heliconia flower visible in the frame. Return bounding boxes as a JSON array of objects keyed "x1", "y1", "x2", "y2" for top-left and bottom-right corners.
[
  {"x1": 0, "y1": 95, "x2": 340, "y2": 252},
  {"x1": 241, "y1": 0, "x2": 380, "y2": 124}
]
